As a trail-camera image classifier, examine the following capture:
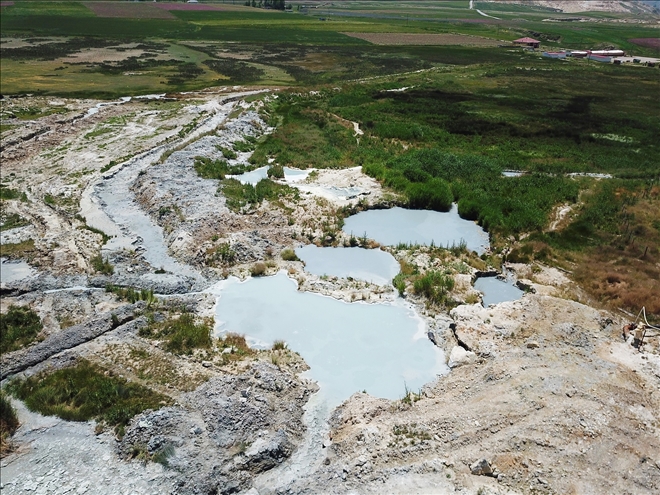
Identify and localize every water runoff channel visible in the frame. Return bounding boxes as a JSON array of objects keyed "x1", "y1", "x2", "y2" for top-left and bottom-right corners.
[{"x1": 2, "y1": 93, "x2": 522, "y2": 488}]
